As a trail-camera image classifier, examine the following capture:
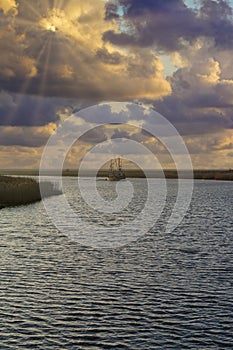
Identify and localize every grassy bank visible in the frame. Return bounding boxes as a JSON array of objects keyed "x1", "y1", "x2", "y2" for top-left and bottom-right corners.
[
  {"x1": 1, "y1": 169, "x2": 233, "y2": 181},
  {"x1": 0, "y1": 176, "x2": 61, "y2": 209}
]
